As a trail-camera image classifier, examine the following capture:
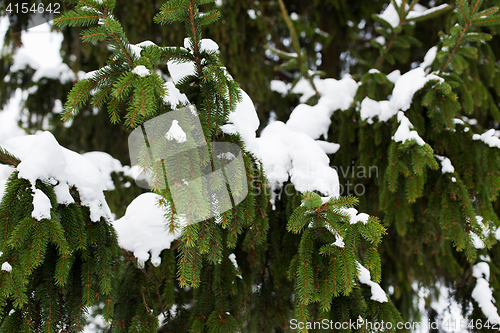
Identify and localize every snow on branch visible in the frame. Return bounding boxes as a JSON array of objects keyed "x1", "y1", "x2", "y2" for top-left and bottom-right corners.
[
  {"x1": 357, "y1": 262, "x2": 388, "y2": 303},
  {"x1": 473, "y1": 129, "x2": 500, "y2": 149},
  {"x1": 221, "y1": 75, "x2": 357, "y2": 206},
  {"x1": 112, "y1": 193, "x2": 185, "y2": 267},
  {"x1": 3, "y1": 132, "x2": 112, "y2": 222},
  {"x1": 360, "y1": 66, "x2": 442, "y2": 124},
  {"x1": 472, "y1": 262, "x2": 500, "y2": 324},
  {"x1": 434, "y1": 155, "x2": 455, "y2": 174},
  {"x1": 393, "y1": 111, "x2": 425, "y2": 146}
]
